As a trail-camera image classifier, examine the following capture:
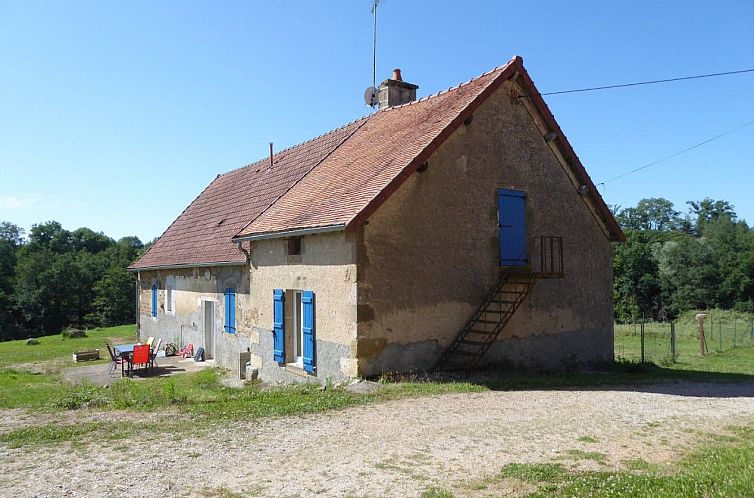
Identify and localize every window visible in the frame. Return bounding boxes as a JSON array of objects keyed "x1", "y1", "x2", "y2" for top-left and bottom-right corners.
[
  {"x1": 287, "y1": 237, "x2": 302, "y2": 256},
  {"x1": 151, "y1": 284, "x2": 158, "y2": 318},
  {"x1": 273, "y1": 289, "x2": 315, "y2": 373},
  {"x1": 224, "y1": 288, "x2": 236, "y2": 334}
]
